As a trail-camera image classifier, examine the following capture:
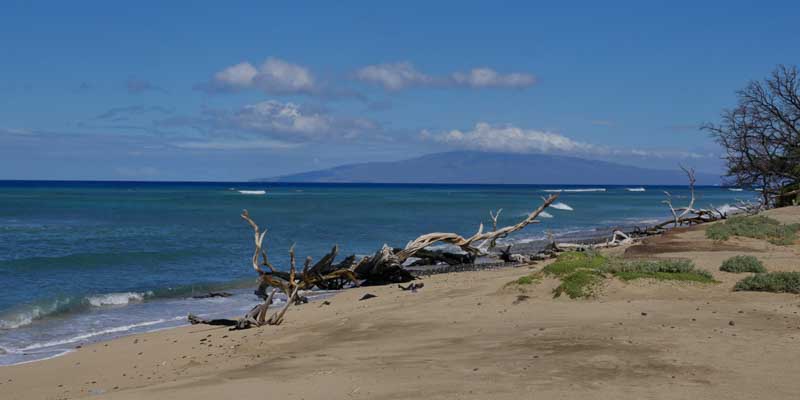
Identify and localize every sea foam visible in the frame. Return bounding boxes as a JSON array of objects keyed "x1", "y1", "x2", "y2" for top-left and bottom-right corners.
[
  {"x1": 543, "y1": 188, "x2": 606, "y2": 193},
  {"x1": 18, "y1": 317, "x2": 183, "y2": 351},
  {"x1": 550, "y1": 202, "x2": 574, "y2": 211},
  {"x1": 87, "y1": 292, "x2": 150, "y2": 307},
  {"x1": 238, "y1": 190, "x2": 266, "y2": 195}
]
